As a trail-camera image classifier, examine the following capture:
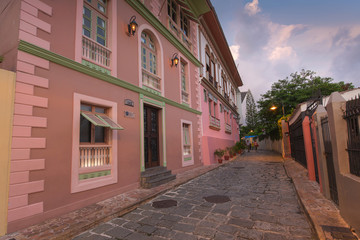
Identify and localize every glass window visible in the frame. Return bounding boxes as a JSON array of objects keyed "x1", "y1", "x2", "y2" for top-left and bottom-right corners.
[
  {"x1": 180, "y1": 10, "x2": 189, "y2": 37},
  {"x1": 83, "y1": 0, "x2": 108, "y2": 46},
  {"x1": 182, "y1": 123, "x2": 191, "y2": 155},
  {"x1": 168, "y1": 0, "x2": 177, "y2": 23}
]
